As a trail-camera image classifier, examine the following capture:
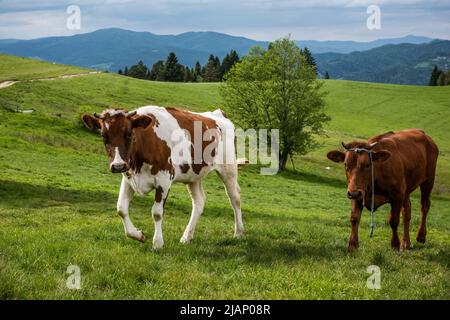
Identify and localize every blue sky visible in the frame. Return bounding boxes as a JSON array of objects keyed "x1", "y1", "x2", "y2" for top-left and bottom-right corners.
[{"x1": 0, "y1": 0, "x2": 449, "y2": 41}]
